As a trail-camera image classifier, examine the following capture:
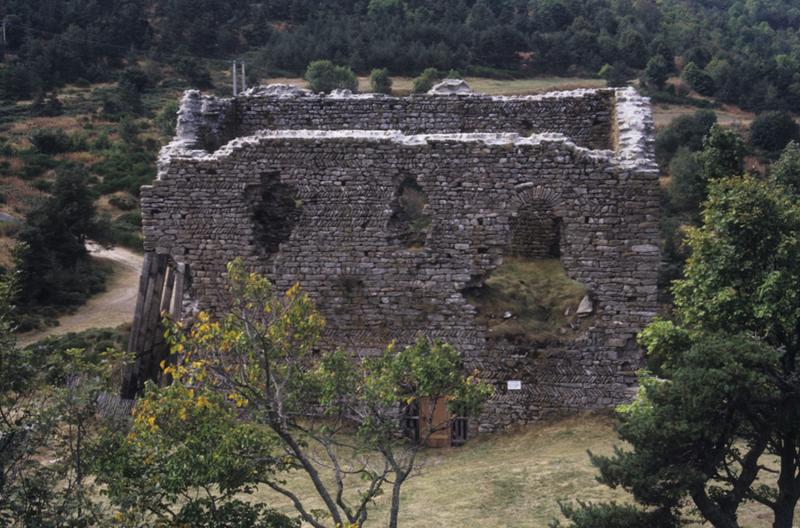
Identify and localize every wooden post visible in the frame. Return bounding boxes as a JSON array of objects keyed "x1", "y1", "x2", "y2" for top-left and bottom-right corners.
[{"x1": 171, "y1": 263, "x2": 186, "y2": 320}]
